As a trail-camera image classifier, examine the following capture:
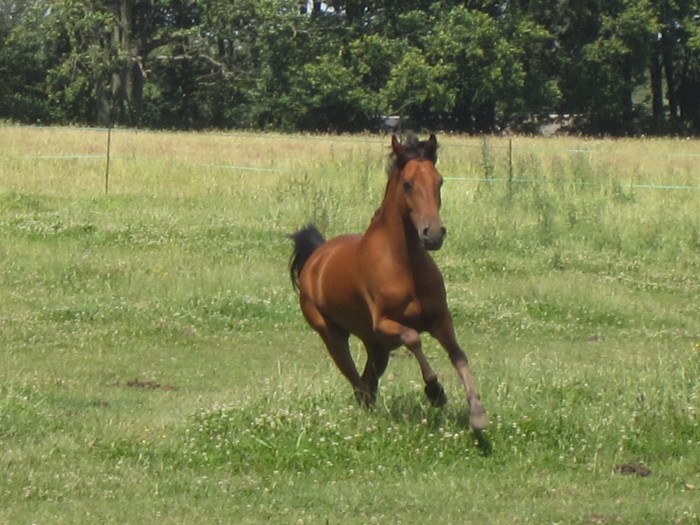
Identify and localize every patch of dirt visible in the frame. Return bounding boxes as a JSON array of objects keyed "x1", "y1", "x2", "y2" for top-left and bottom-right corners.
[
  {"x1": 122, "y1": 378, "x2": 178, "y2": 391},
  {"x1": 590, "y1": 514, "x2": 624, "y2": 524},
  {"x1": 614, "y1": 463, "x2": 652, "y2": 477}
]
